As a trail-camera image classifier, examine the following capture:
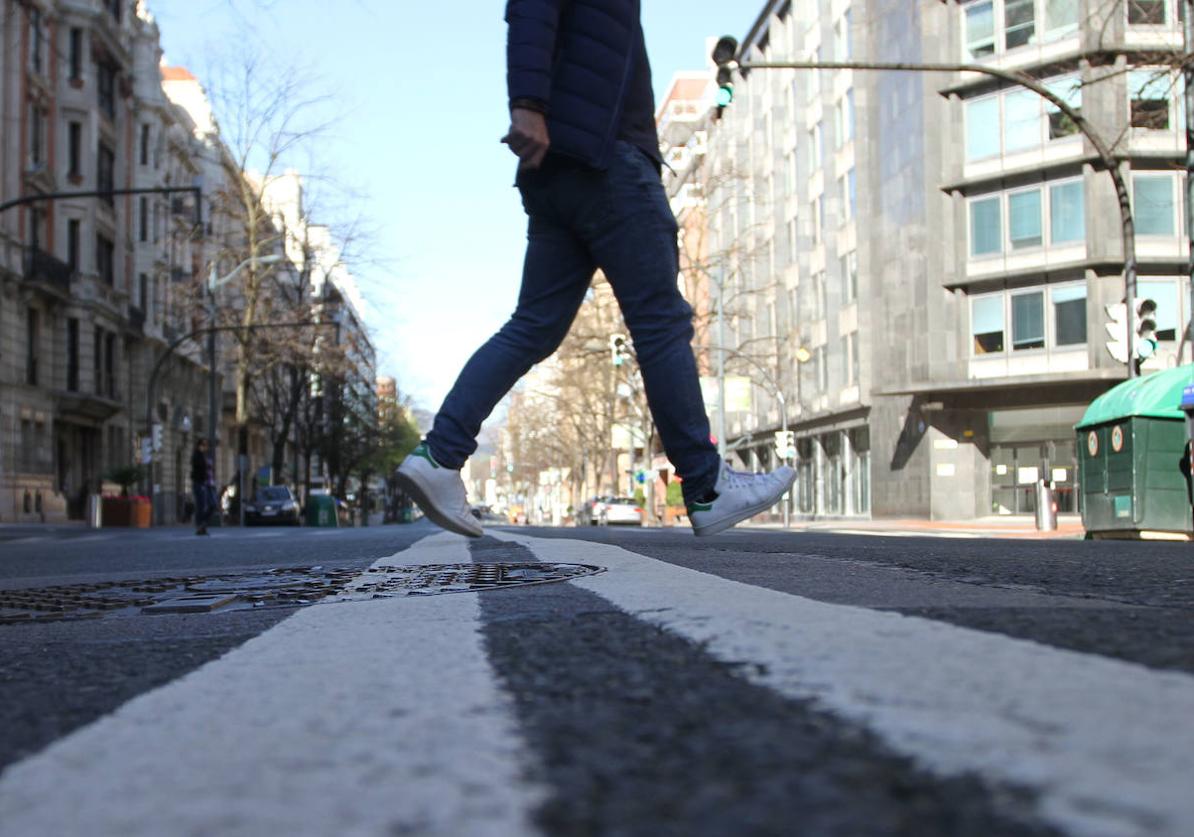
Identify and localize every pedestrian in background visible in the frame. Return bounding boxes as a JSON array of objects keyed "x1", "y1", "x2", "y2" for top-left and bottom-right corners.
[
  {"x1": 190, "y1": 439, "x2": 215, "y2": 536},
  {"x1": 397, "y1": 0, "x2": 795, "y2": 538}
]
